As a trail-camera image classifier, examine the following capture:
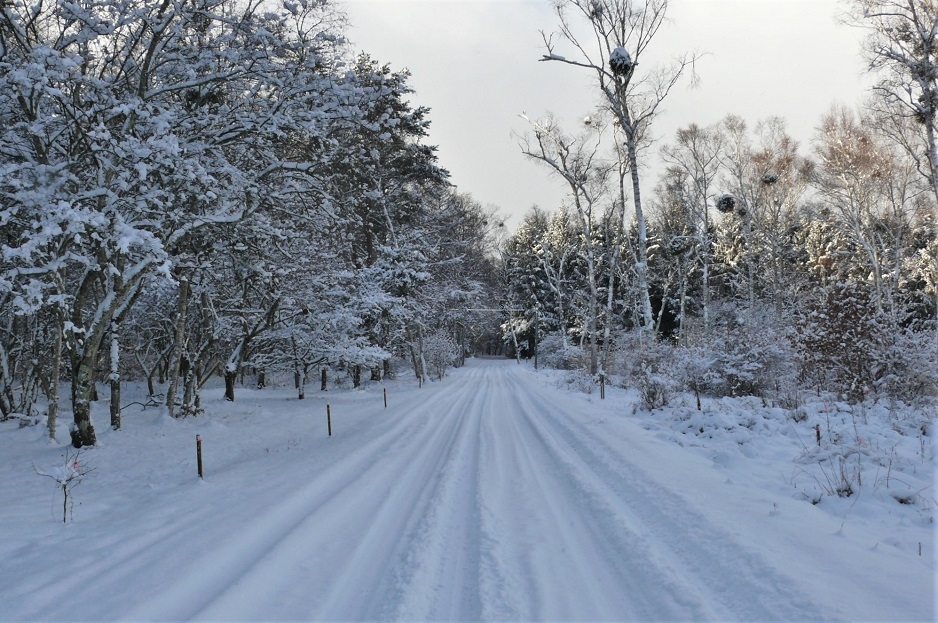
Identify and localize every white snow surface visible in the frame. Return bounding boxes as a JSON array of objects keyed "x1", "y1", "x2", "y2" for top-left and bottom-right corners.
[{"x1": 0, "y1": 358, "x2": 934, "y2": 621}]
